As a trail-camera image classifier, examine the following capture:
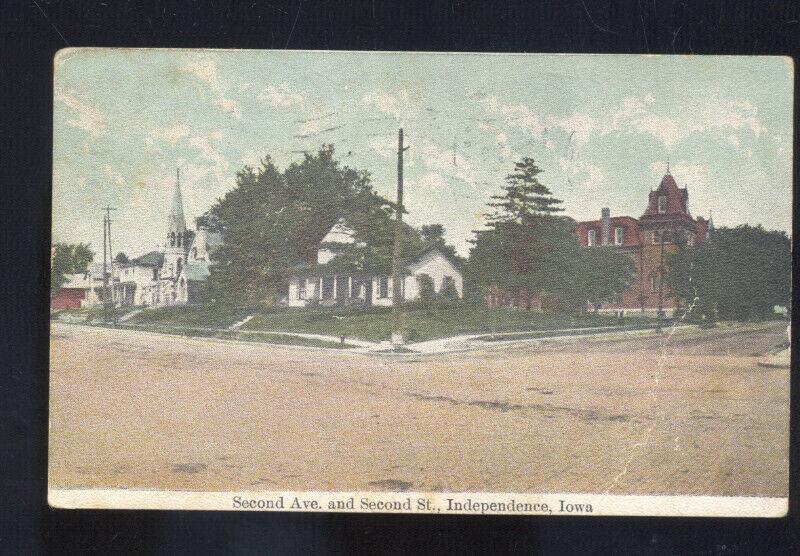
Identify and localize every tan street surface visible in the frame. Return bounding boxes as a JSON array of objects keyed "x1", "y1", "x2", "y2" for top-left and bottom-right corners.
[{"x1": 49, "y1": 321, "x2": 789, "y2": 496}]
